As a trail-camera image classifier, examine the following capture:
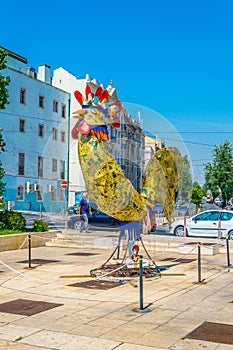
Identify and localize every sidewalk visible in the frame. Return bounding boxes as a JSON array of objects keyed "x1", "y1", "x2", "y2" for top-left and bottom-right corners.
[{"x1": 0, "y1": 231, "x2": 232, "y2": 349}]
